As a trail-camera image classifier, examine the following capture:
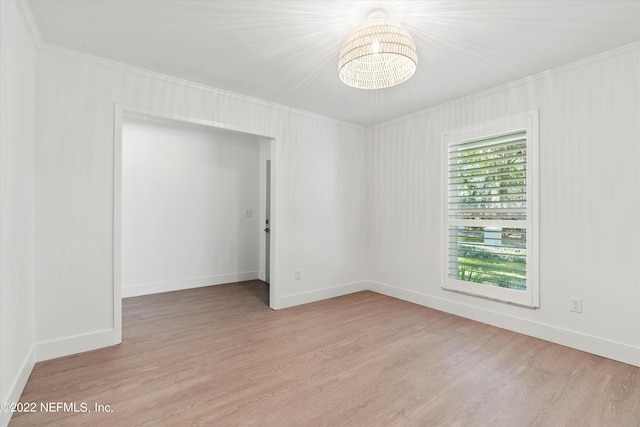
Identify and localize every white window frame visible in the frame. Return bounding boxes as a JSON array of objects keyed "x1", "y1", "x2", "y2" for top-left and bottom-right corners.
[{"x1": 442, "y1": 111, "x2": 539, "y2": 308}]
